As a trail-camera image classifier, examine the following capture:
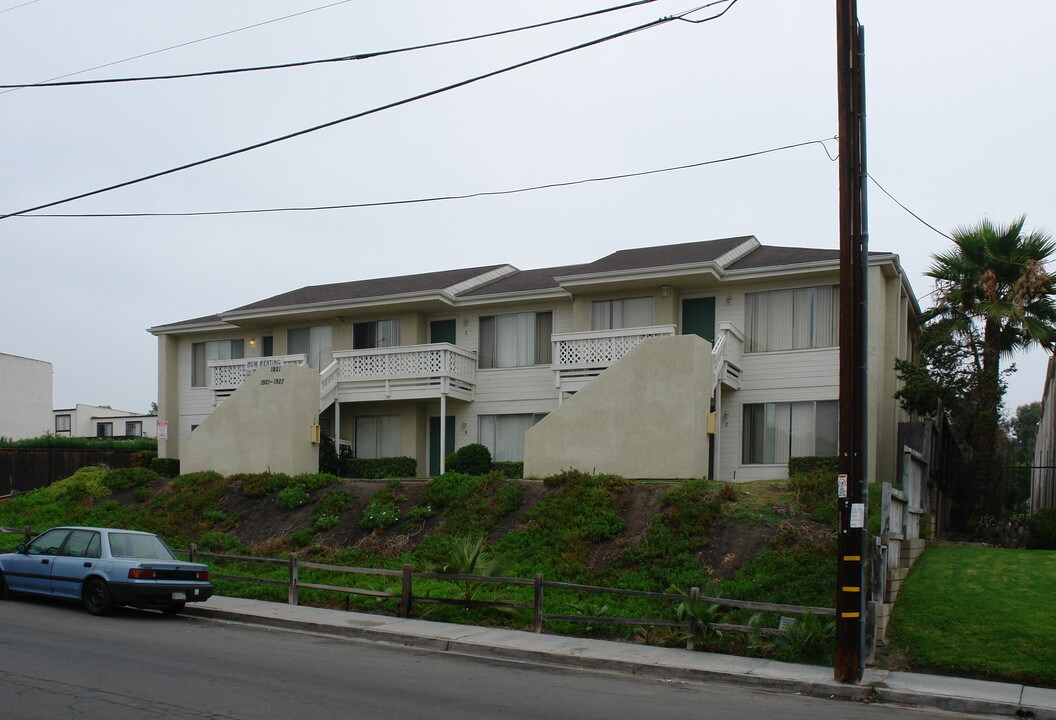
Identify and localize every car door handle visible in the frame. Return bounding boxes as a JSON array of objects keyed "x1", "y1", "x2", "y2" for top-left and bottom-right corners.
[
  {"x1": 41, "y1": 559, "x2": 49, "y2": 565},
  {"x1": 83, "y1": 562, "x2": 93, "y2": 568}
]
